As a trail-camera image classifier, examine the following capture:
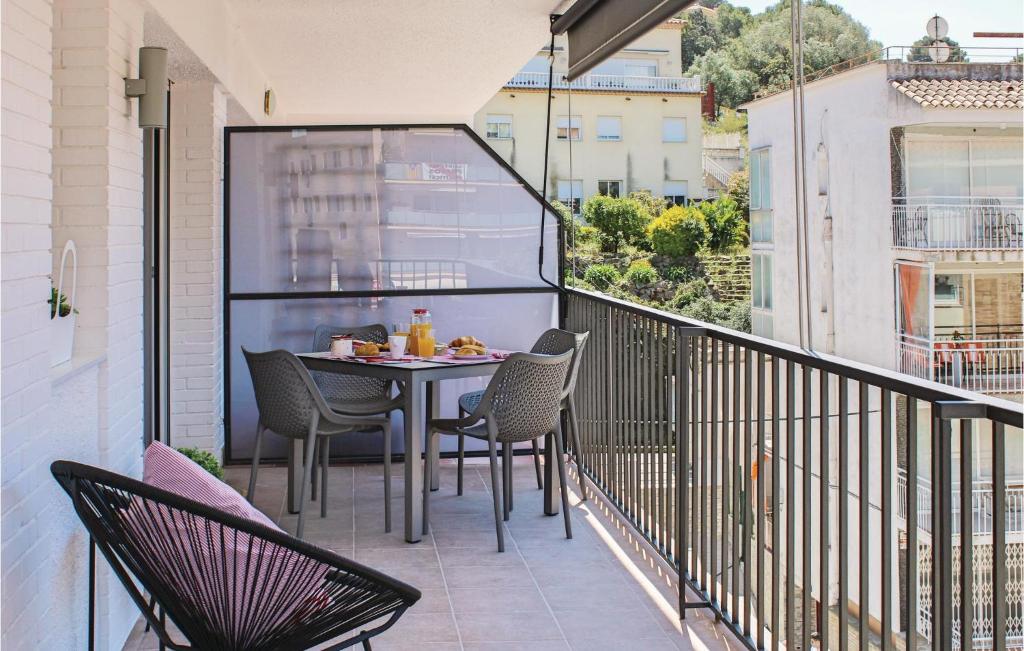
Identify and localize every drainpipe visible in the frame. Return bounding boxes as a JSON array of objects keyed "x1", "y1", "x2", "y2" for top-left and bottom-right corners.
[{"x1": 818, "y1": 112, "x2": 836, "y2": 354}]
